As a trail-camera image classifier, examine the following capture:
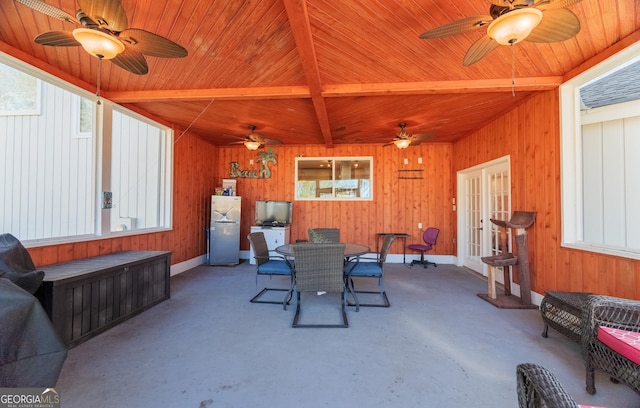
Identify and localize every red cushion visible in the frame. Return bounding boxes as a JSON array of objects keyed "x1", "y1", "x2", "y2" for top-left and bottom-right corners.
[{"x1": 597, "y1": 326, "x2": 640, "y2": 366}]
